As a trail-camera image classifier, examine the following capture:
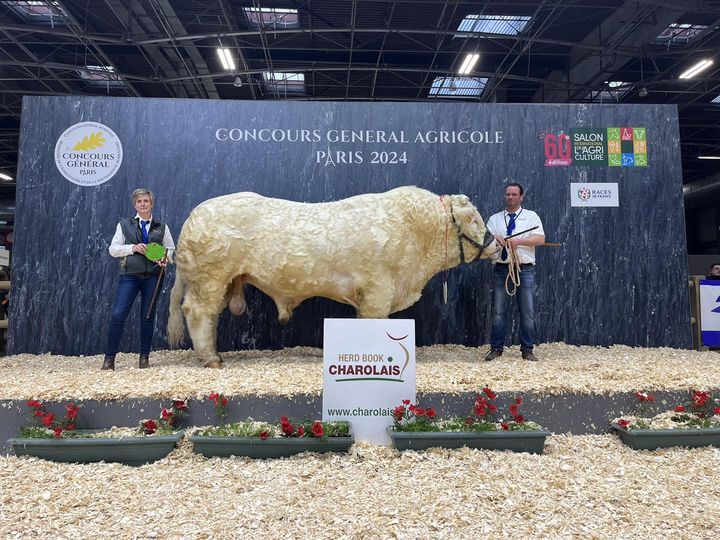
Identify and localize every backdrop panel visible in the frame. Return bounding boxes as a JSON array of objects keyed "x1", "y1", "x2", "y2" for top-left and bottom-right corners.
[{"x1": 10, "y1": 96, "x2": 690, "y2": 354}]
